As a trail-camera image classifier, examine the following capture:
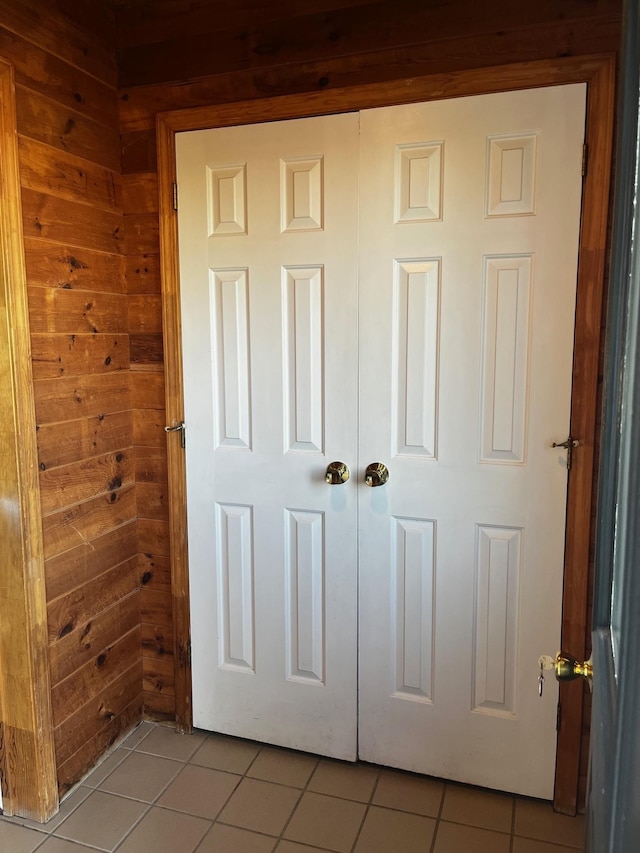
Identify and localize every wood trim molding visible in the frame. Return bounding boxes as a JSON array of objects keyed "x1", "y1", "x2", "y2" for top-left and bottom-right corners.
[
  {"x1": 157, "y1": 53, "x2": 616, "y2": 813},
  {"x1": 157, "y1": 116, "x2": 192, "y2": 733},
  {"x1": 0, "y1": 60, "x2": 58, "y2": 821}
]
